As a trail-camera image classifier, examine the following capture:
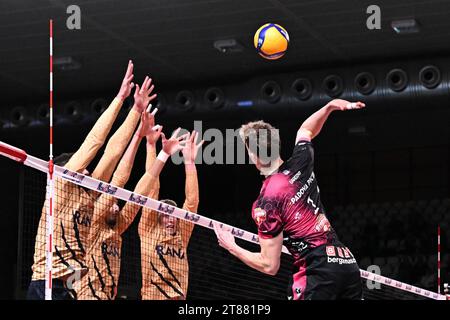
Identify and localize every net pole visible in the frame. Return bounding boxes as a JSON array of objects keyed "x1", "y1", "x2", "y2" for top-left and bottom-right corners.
[
  {"x1": 438, "y1": 225, "x2": 441, "y2": 294},
  {"x1": 45, "y1": 19, "x2": 54, "y2": 300}
]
